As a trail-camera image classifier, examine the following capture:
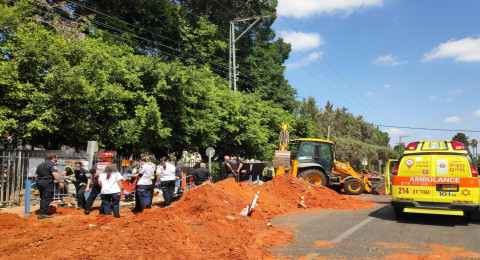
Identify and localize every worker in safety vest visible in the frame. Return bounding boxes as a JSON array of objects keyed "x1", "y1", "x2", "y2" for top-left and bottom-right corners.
[
  {"x1": 61, "y1": 160, "x2": 76, "y2": 208},
  {"x1": 262, "y1": 166, "x2": 275, "y2": 182},
  {"x1": 84, "y1": 151, "x2": 114, "y2": 215}
]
